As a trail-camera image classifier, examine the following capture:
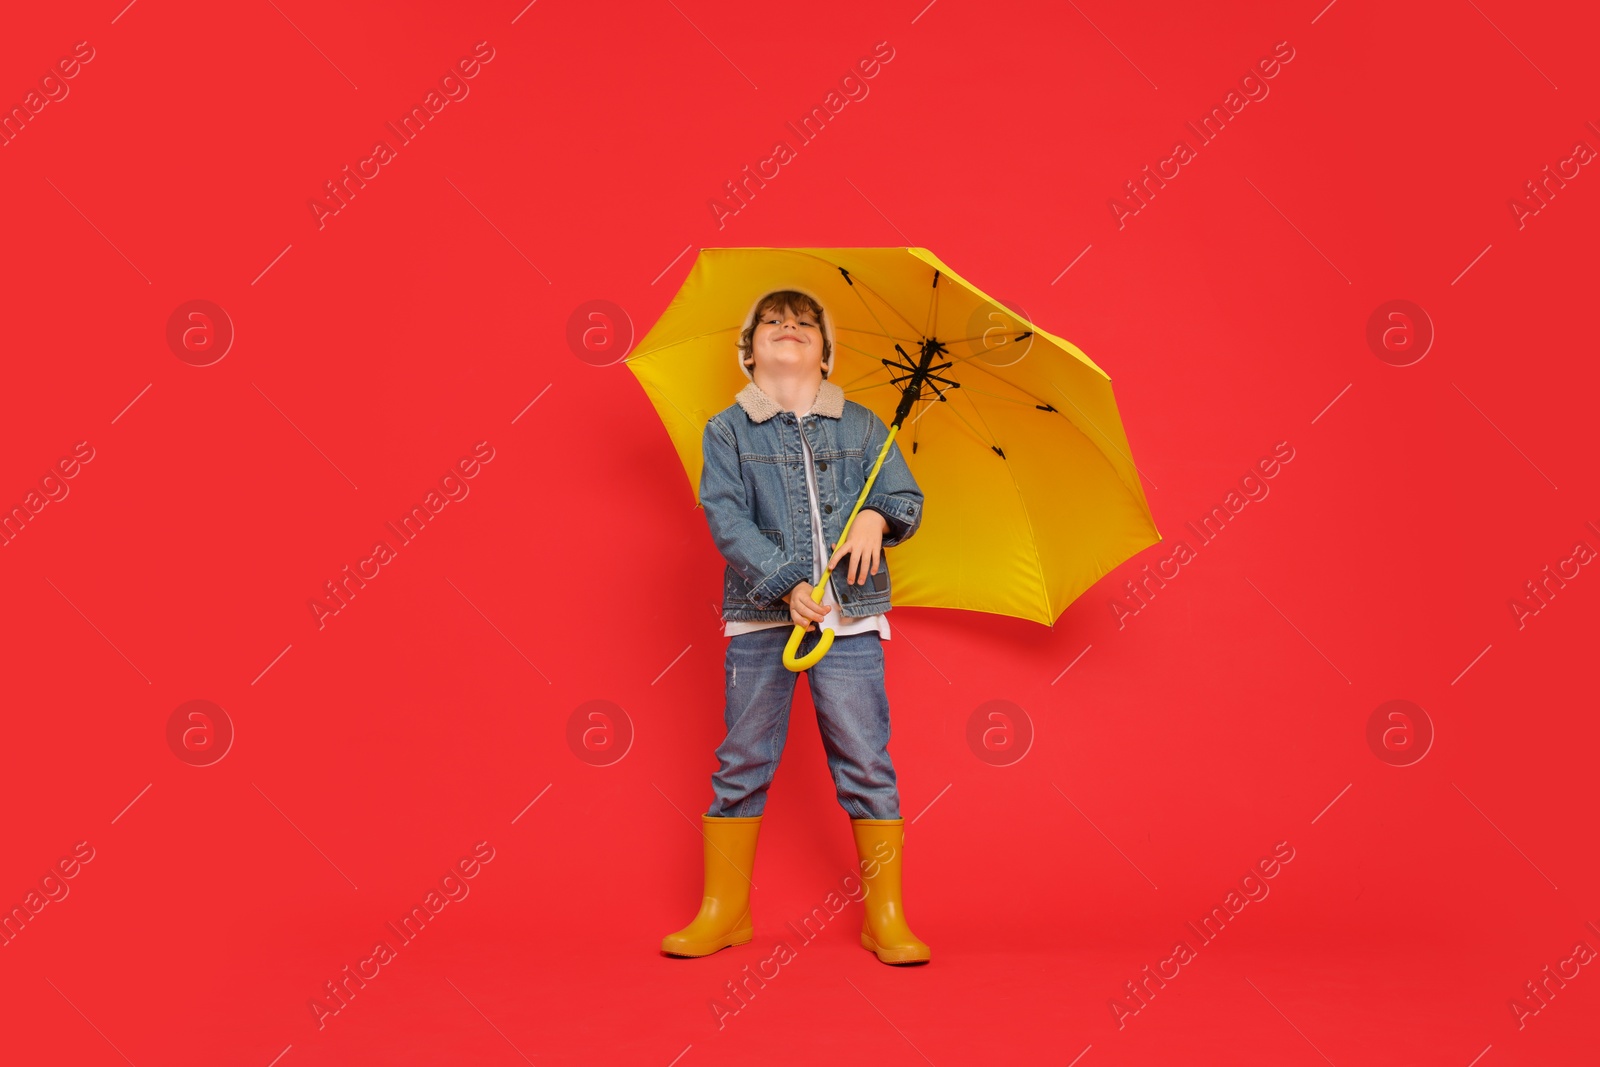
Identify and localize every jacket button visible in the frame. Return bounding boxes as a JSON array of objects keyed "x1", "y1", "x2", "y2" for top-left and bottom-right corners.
[
  {"x1": 823, "y1": 504, "x2": 833, "y2": 514},
  {"x1": 817, "y1": 461, "x2": 827, "y2": 471}
]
